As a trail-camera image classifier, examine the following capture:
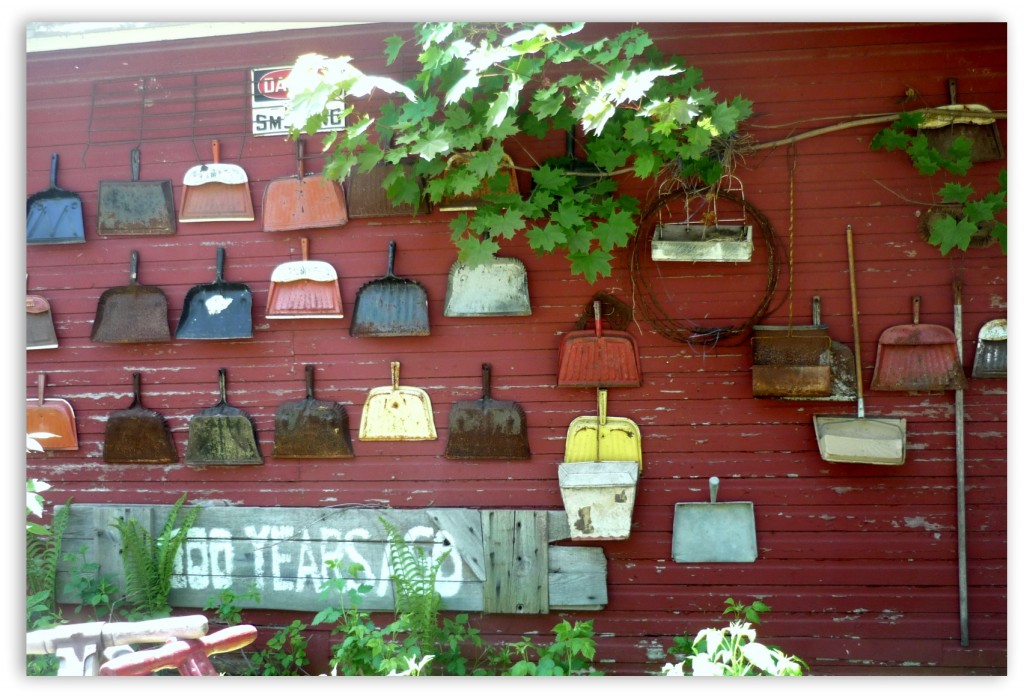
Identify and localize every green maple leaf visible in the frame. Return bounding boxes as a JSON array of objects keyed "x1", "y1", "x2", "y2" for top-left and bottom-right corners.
[
  {"x1": 592, "y1": 209, "x2": 636, "y2": 251},
  {"x1": 928, "y1": 212, "x2": 976, "y2": 254},
  {"x1": 567, "y1": 249, "x2": 613, "y2": 283},
  {"x1": 384, "y1": 35, "x2": 406, "y2": 65},
  {"x1": 630, "y1": 146, "x2": 659, "y2": 178},
  {"x1": 525, "y1": 222, "x2": 567, "y2": 252}
]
